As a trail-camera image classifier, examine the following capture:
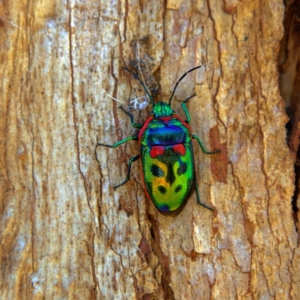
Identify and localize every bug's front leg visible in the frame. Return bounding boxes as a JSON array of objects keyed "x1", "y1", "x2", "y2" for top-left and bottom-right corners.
[
  {"x1": 181, "y1": 94, "x2": 196, "y2": 124},
  {"x1": 97, "y1": 135, "x2": 138, "y2": 148},
  {"x1": 118, "y1": 106, "x2": 143, "y2": 129},
  {"x1": 192, "y1": 134, "x2": 220, "y2": 154}
]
